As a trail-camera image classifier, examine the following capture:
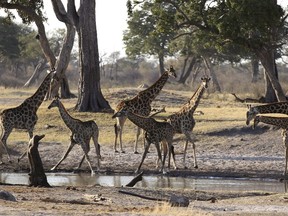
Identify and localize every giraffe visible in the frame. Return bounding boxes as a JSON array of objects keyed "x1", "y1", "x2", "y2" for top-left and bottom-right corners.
[
  {"x1": 246, "y1": 102, "x2": 288, "y2": 125},
  {"x1": 0, "y1": 69, "x2": 56, "y2": 164},
  {"x1": 167, "y1": 76, "x2": 211, "y2": 169},
  {"x1": 253, "y1": 115, "x2": 288, "y2": 176},
  {"x1": 47, "y1": 98, "x2": 101, "y2": 175},
  {"x1": 114, "y1": 66, "x2": 177, "y2": 154},
  {"x1": 112, "y1": 107, "x2": 177, "y2": 174}
]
